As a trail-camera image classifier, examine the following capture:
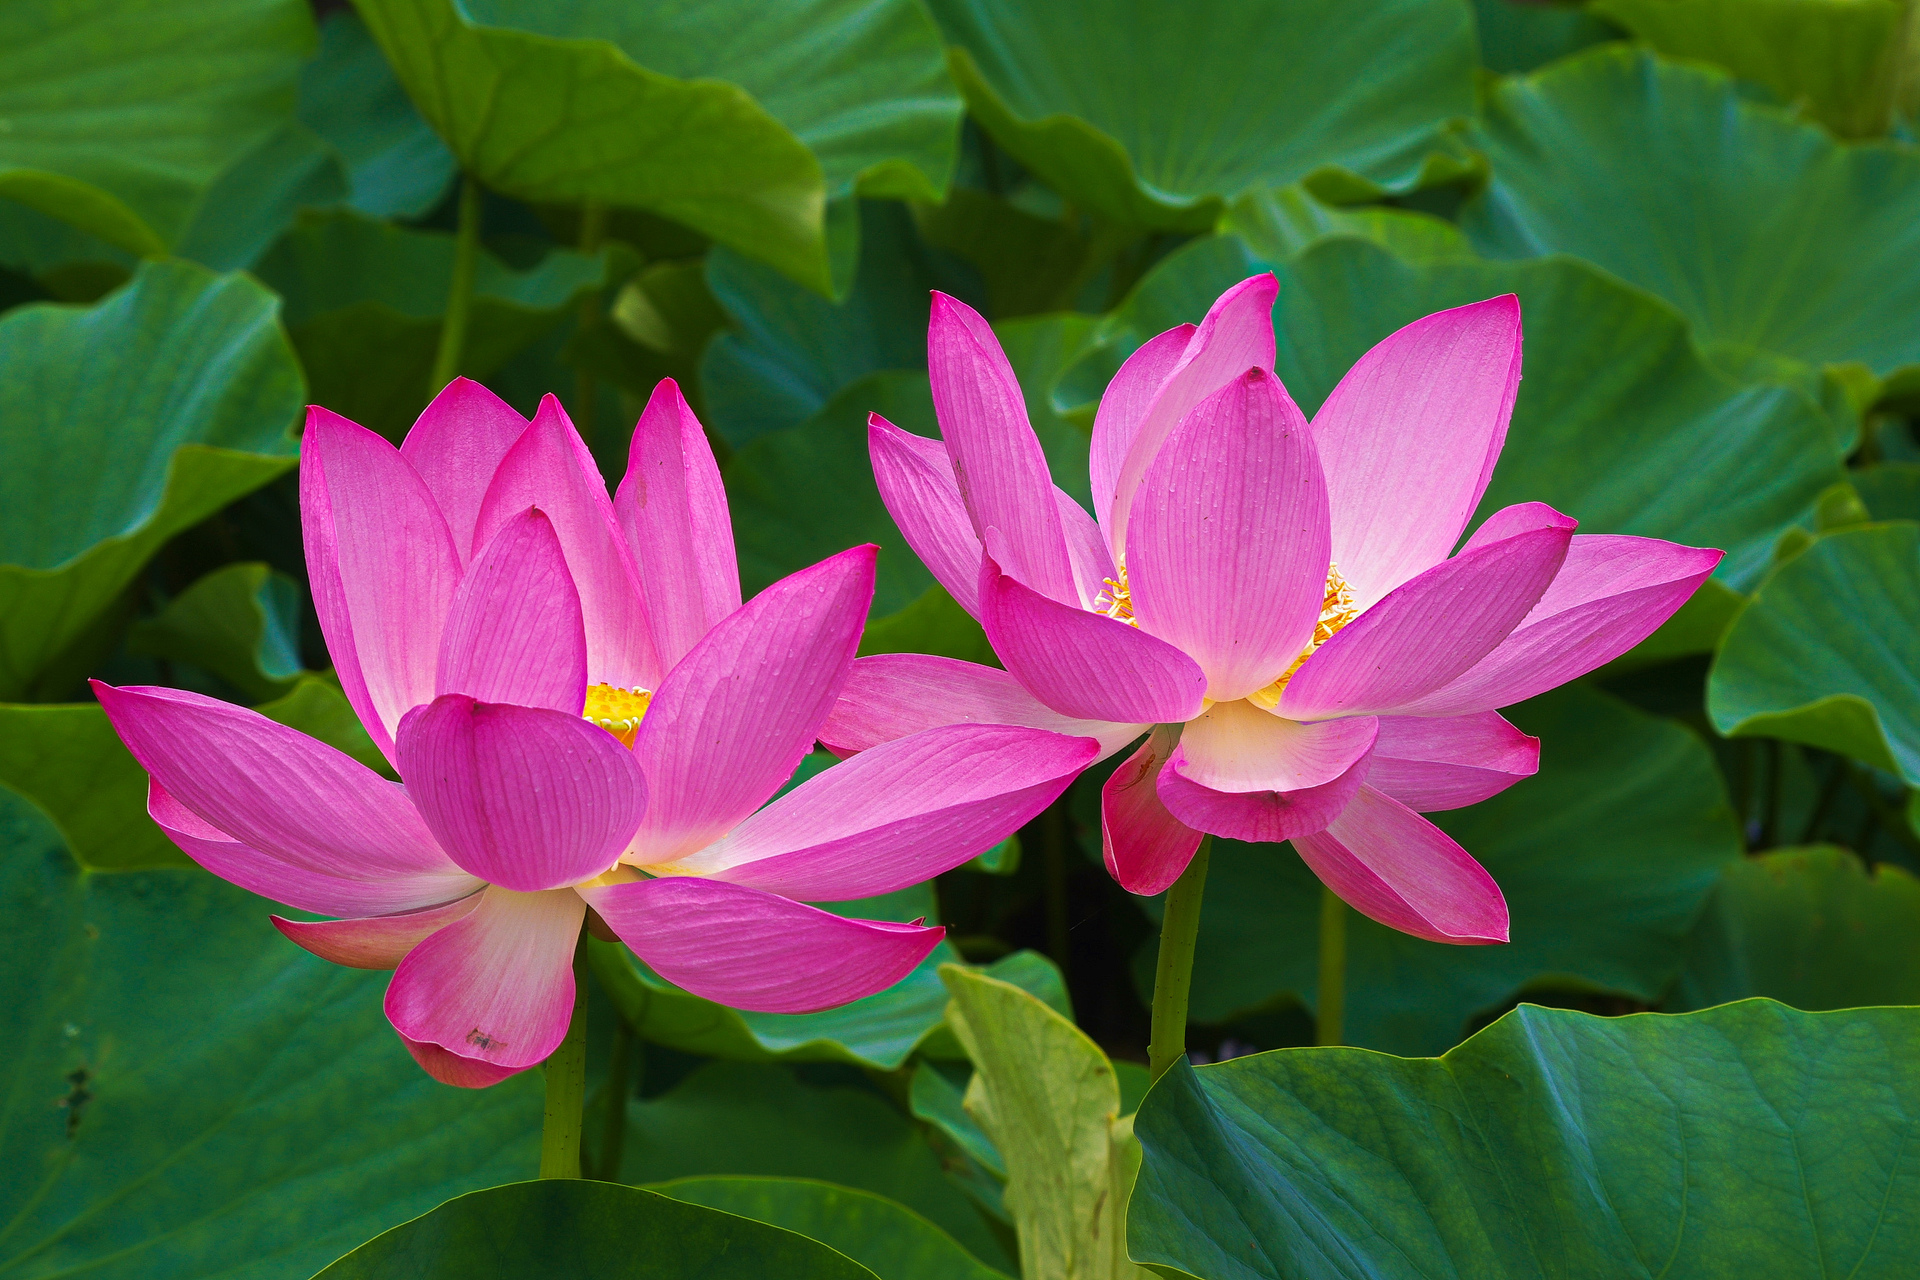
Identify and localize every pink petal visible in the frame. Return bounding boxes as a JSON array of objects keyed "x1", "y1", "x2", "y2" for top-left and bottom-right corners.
[
  {"x1": 1057, "y1": 488, "x2": 1118, "y2": 610},
  {"x1": 301, "y1": 406, "x2": 463, "y2": 762},
  {"x1": 272, "y1": 893, "x2": 482, "y2": 969},
  {"x1": 630, "y1": 545, "x2": 875, "y2": 866},
  {"x1": 1156, "y1": 725, "x2": 1373, "y2": 844},
  {"x1": 399, "y1": 377, "x2": 529, "y2": 563},
  {"x1": 1170, "y1": 700, "x2": 1379, "y2": 792},
  {"x1": 1279, "y1": 522, "x2": 1572, "y2": 721},
  {"x1": 1090, "y1": 322, "x2": 1195, "y2": 537},
  {"x1": 1293, "y1": 785, "x2": 1508, "y2": 944},
  {"x1": 1367, "y1": 712, "x2": 1540, "y2": 812},
  {"x1": 97, "y1": 682, "x2": 467, "y2": 888},
  {"x1": 1106, "y1": 275, "x2": 1278, "y2": 556},
  {"x1": 1391, "y1": 537, "x2": 1725, "y2": 717},
  {"x1": 147, "y1": 778, "x2": 476, "y2": 917},
  {"x1": 928, "y1": 292, "x2": 1077, "y2": 604},
  {"x1": 385, "y1": 884, "x2": 584, "y2": 1074},
  {"x1": 398, "y1": 1034, "x2": 524, "y2": 1088},
  {"x1": 436, "y1": 508, "x2": 586, "y2": 715},
  {"x1": 396, "y1": 695, "x2": 648, "y2": 892},
  {"x1": 579, "y1": 876, "x2": 942, "y2": 1013},
  {"x1": 979, "y1": 554, "x2": 1208, "y2": 725},
  {"x1": 819, "y1": 653, "x2": 1143, "y2": 759},
  {"x1": 615, "y1": 378, "x2": 742, "y2": 671},
  {"x1": 1101, "y1": 725, "x2": 1203, "y2": 895},
  {"x1": 476, "y1": 394, "x2": 660, "y2": 690},
  {"x1": 669, "y1": 723, "x2": 1098, "y2": 900},
  {"x1": 1460, "y1": 501, "x2": 1577, "y2": 553},
  {"x1": 869, "y1": 412, "x2": 985, "y2": 616},
  {"x1": 1127, "y1": 368, "x2": 1332, "y2": 702},
  {"x1": 1312, "y1": 296, "x2": 1524, "y2": 609}
]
